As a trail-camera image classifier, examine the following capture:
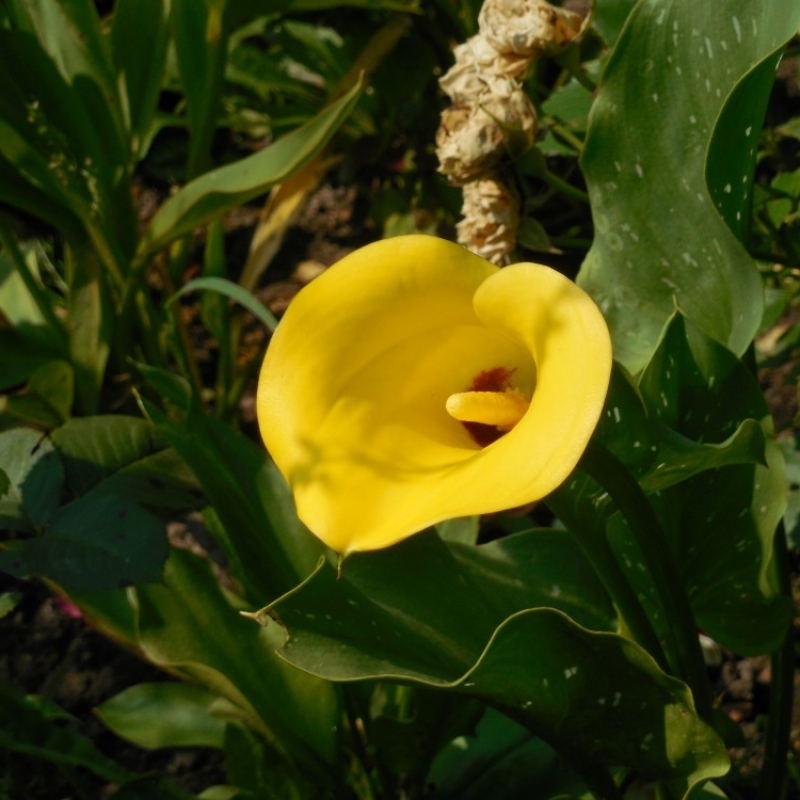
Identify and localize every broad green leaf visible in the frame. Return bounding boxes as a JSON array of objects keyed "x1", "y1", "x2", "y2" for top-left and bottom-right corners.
[
  {"x1": 0, "y1": 327, "x2": 68, "y2": 393},
  {"x1": 578, "y1": 0, "x2": 800, "y2": 373},
  {"x1": 52, "y1": 415, "x2": 162, "y2": 495},
  {"x1": 58, "y1": 584, "x2": 139, "y2": 653},
  {"x1": 0, "y1": 427, "x2": 63, "y2": 531},
  {"x1": 96, "y1": 683, "x2": 228, "y2": 750},
  {"x1": 110, "y1": 0, "x2": 171, "y2": 162},
  {"x1": 427, "y1": 708, "x2": 585, "y2": 799},
  {"x1": 4, "y1": 360, "x2": 74, "y2": 429},
  {"x1": 639, "y1": 419, "x2": 766, "y2": 494},
  {"x1": 1, "y1": 492, "x2": 168, "y2": 592},
  {"x1": 634, "y1": 315, "x2": 793, "y2": 654},
  {"x1": 366, "y1": 685, "x2": 484, "y2": 782},
  {"x1": 592, "y1": 0, "x2": 638, "y2": 46},
  {"x1": 51, "y1": 415, "x2": 203, "y2": 512},
  {"x1": 171, "y1": 275, "x2": 278, "y2": 331},
  {"x1": 140, "y1": 78, "x2": 363, "y2": 254},
  {"x1": 100, "y1": 448, "x2": 205, "y2": 513},
  {"x1": 541, "y1": 78, "x2": 593, "y2": 136},
  {"x1": 132, "y1": 547, "x2": 341, "y2": 782},
  {"x1": 264, "y1": 537, "x2": 726, "y2": 794},
  {"x1": 0, "y1": 420, "x2": 181, "y2": 593},
  {"x1": 137, "y1": 366, "x2": 324, "y2": 603},
  {"x1": 640, "y1": 314, "x2": 772, "y2": 439},
  {"x1": 550, "y1": 359, "x2": 770, "y2": 540},
  {"x1": 262, "y1": 529, "x2": 615, "y2": 678}
]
